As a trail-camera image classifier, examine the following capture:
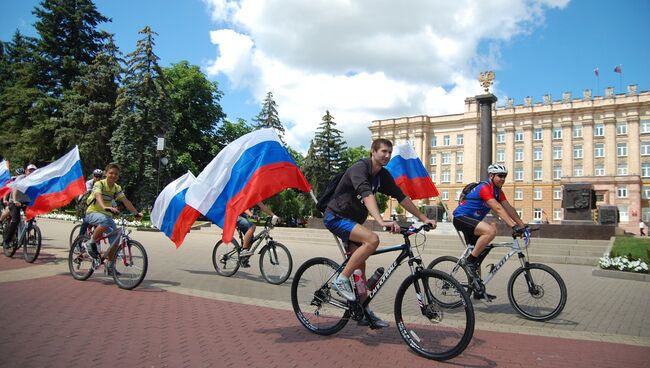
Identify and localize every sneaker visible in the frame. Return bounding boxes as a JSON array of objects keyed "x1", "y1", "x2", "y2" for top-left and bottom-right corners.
[
  {"x1": 86, "y1": 241, "x2": 100, "y2": 260},
  {"x1": 239, "y1": 248, "x2": 254, "y2": 257},
  {"x1": 106, "y1": 263, "x2": 122, "y2": 276},
  {"x1": 358, "y1": 309, "x2": 389, "y2": 328},
  {"x1": 331, "y1": 275, "x2": 356, "y2": 301},
  {"x1": 240, "y1": 259, "x2": 251, "y2": 268},
  {"x1": 473, "y1": 291, "x2": 497, "y2": 301},
  {"x1": 464, "y1": 260, "x2": 481, "y2": 281}
]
